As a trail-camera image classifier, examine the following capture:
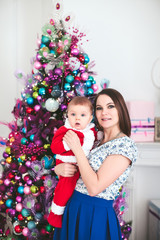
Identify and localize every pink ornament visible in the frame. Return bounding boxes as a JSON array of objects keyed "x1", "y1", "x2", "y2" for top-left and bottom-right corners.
[
  {"x1": 25, "y1": 161, "x2": 31, "y2": 168},
  {"x1": 79, "y1": 65, "x2": 86, "y2": 73},
  {"x1": 81, "y1": 72, "x2": 88, "y2": 81},
  {"x1": 24, "y1": 186, "x2": 31, "y2": 195},
  {"x1": 16, "y1": 203, "x2": 23, "y2": 212},
  {"x1": 49, "y1": 42, "x2": 55, "y2": 48},
  {"x1": 37, "y1": 96, "x2": 42, "y2": 101},
  {"x1": 22, "y1": 227, "x2": 29, "y2": 236},
  {"x1": 34, "y1": 61, "x2": 42, "y2": 70},
  {"x1": 32, "y1": 191, "x2": 40, "y2": 197},
  {"x1": 16, "y1": 196, "x2": 22, "y2": 203},
  {"x1": 92, "y1": 84, "x2": 99, "y2": 92},
  {"x1": 34, "y1": 105, "x2": 41, "y2": 112},
  {"x1": 71, "y1": 48, "x2": 79, "y2": 56},
  {"x1": 4, "y1": 179, "x2": 10, "y2": 186},
  {"x1": 43, "y1": 52, "x2": 48, "y2": 58},
  {"x1": 64, "y1": 39, "x2": 69, "y2": 45},
  {"x1": 47, "y1": 29, "x2": 52, "y2": 35}
]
